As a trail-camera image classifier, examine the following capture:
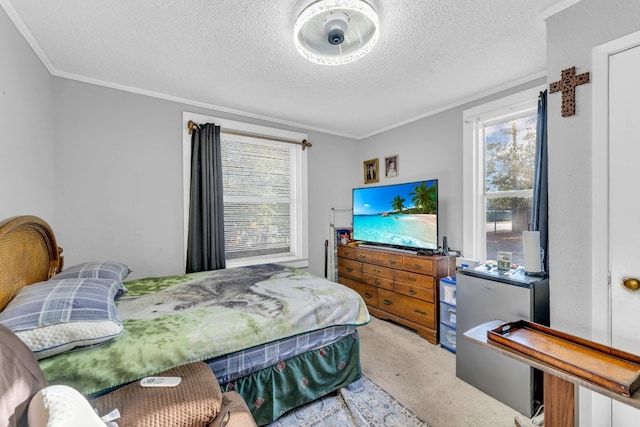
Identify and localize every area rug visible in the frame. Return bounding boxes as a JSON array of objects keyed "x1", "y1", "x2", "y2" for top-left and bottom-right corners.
[{"x1": 267, "y1": 374, "x2": 430, "y2": 427}]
